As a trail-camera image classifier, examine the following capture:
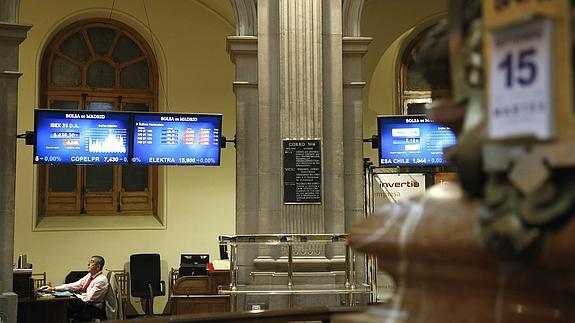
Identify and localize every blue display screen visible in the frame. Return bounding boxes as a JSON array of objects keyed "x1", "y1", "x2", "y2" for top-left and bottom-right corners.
[
  {"x1": 131, "y1": 113, "x2": 222, "y2": 165},
  {"x1": 34, "y1": 109, "x2": 131, "y2": 164},
  {"x1": 378, "y1": 115, "x2": 457, "y2": 166}
]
